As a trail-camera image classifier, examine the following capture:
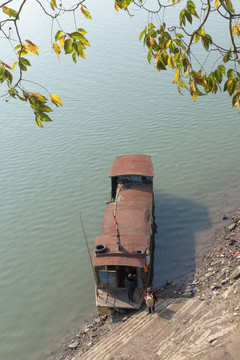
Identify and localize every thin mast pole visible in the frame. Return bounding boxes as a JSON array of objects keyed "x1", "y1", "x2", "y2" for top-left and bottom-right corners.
[{"x1": 79, "y1": 213, "x2": 97, "y2": 286}]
